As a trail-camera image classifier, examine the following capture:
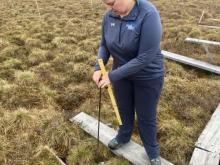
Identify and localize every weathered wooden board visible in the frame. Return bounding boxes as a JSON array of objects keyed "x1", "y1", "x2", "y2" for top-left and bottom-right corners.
[
  {"x1": 189, "y1": 148, "x2": 219, "y2": 165},
  {"x1": 70, "y1": 112, "x2": 173, "y2": 165},
  {"x1": 199, "y1": 25, "x2": 220, "y2": 30},
  {"x1": 198, "y1": 10, "x2": 205, "y2": 24},
  {"x1": 44, "y1": 146, "x2": 66, "y2": 165},
  {"x1": 185, "y1": 37, "x2": 220, "y2": 47},
  {"x1": 196, "y1": 104, "x2": 220, "y2": 153},
  {"x1": 162, "y1": 50, "x2": 220, "y2": 74}
]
